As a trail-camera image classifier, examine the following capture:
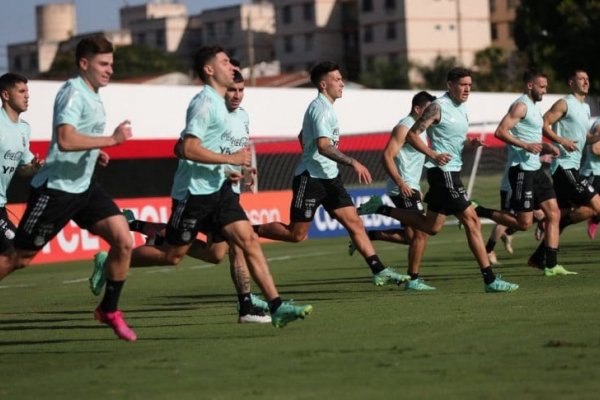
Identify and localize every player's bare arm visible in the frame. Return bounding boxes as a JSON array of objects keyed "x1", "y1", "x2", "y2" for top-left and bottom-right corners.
[
  {"x1": 542, "y1": 99, "x2": 577, "y2": 152},
  {"x1": 180, "y1": 135, "x2": 251, "y2": 166},
  {"x1": 382, "y1": 124, "x2": 411, "y2": 195},
  {"x1": 590, "y1": 124, "x2": 600, "y2": 156},
  {"x1": 406, "y1": 103, "x2": 450, "y2": 165},
  {"x1": 495, "y1": 102, "x2": 542, "y2": 154},
  {"x1": 56, "y1": 120, "x2": 132, "y2": 151},
  {"x1": 317, "y1": 137, "x2": 353, "y2": 166},
  {"x1": 16, "y1": 154, "x2": 44, "y2": 176}
]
